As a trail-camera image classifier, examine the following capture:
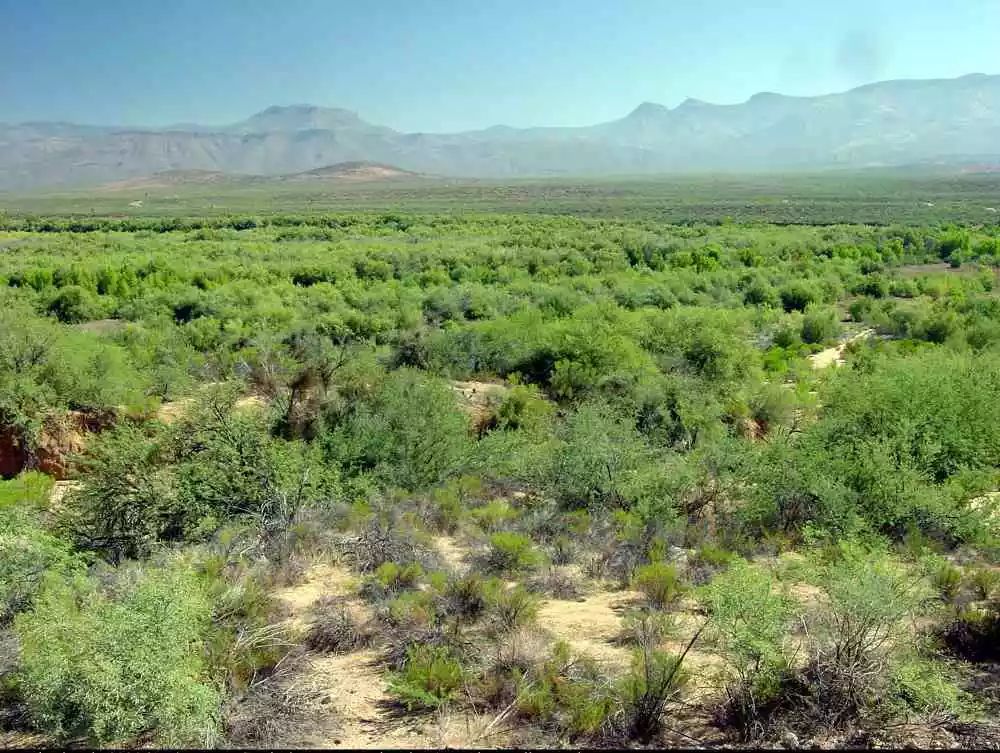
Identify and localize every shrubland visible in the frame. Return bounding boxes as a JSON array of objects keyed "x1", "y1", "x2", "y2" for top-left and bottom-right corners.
[{"x1": 0, "y1": 212, "x2": 998, "y2": 747}]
